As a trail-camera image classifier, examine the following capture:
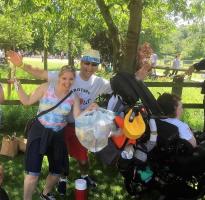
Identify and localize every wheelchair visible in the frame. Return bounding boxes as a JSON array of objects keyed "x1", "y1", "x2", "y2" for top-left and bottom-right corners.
[{"x1": 109, "y1": 72, "x2": 205, "y2": 200}]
